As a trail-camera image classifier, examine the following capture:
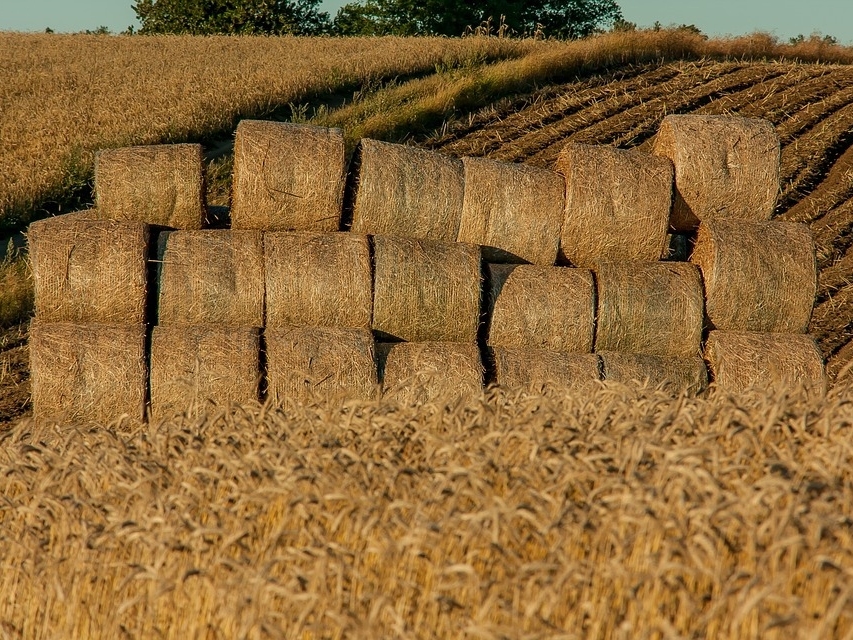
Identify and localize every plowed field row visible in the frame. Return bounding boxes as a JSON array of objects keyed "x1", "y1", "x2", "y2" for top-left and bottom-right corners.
[{"x1": 425, "y1": 61, "x2": 853, "y2": 384}]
